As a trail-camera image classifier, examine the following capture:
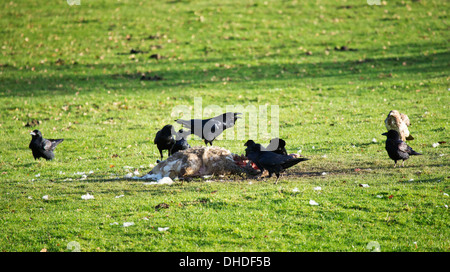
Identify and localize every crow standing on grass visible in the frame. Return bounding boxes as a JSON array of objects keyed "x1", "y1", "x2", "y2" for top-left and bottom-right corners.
[
  {"x1": 382, "y1": 130, "x2": 422, "y2": 167},
  {"x1": 154, "y1": 124, "x2": 176, "y2": 160},
  {"x1": 175, "y1": 112, "x2": 242, "y2": 146},
  {"x1": 244, "y1": 140, "x2": 309, "y2": 184},
  {"x1": 29, "y1": 130, "x2": 64, "y2": 160}
]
